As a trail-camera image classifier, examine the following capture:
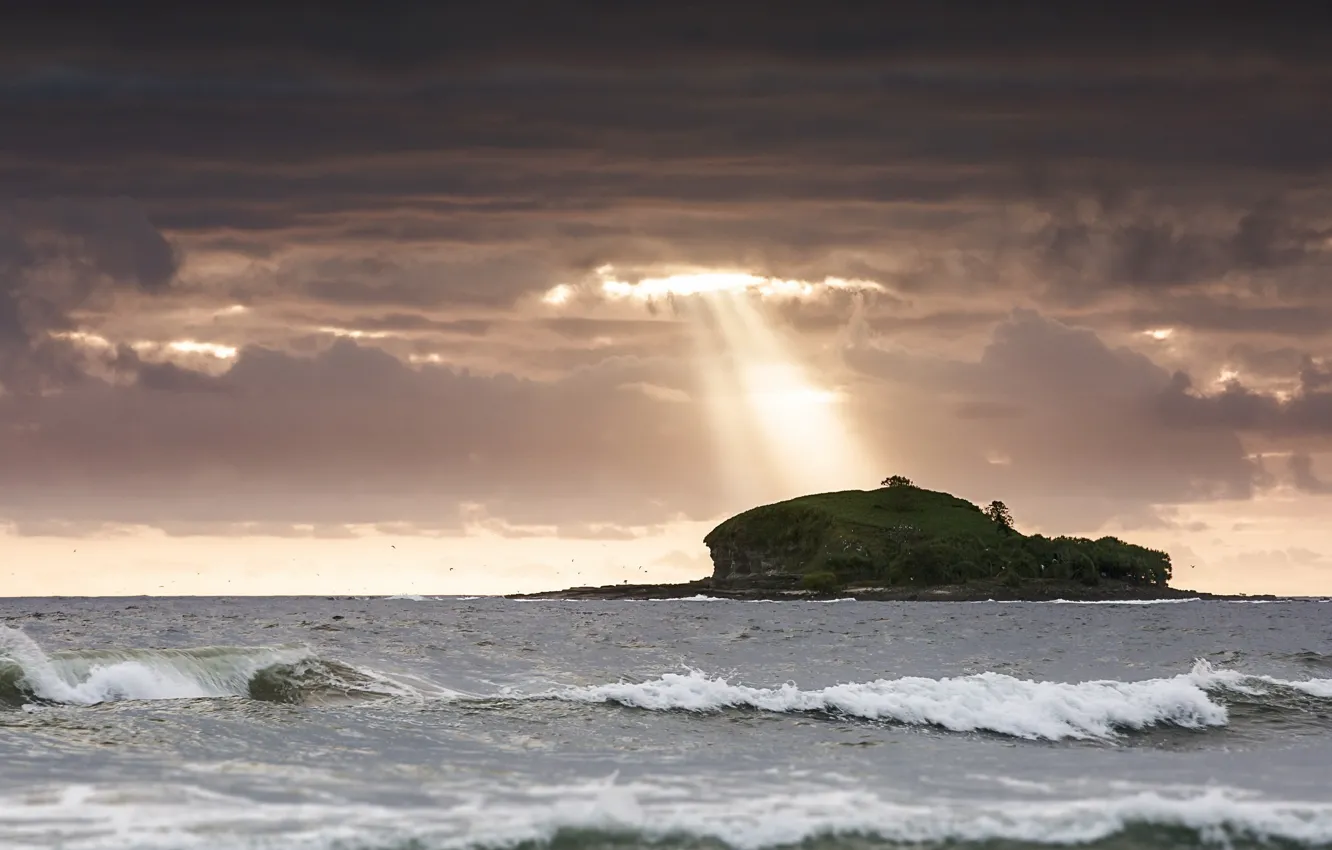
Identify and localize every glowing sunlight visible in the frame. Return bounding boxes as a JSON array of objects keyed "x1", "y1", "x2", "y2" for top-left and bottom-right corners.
[
  {"x1": 591, "y1": 265, "x2": 882, "y2": 301},
  {"x1": 557, "y1": 268, "x2": 880, "y2": 506},
  {"x1": 701, "y1": 290, "x2": 871, "y2": 502}
]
